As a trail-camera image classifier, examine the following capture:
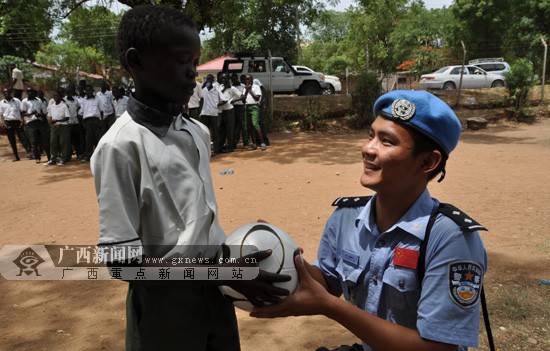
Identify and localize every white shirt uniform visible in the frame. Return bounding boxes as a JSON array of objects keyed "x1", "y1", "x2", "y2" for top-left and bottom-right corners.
[
  {"x1": 188, "y1": 84, "x2": 204, "y2": 109},
  {"x1": 244, "y1": 84, "x2": 262, "y2": 105},
  {"x1": 97, "y1": 91, "x2": 115, "y2": 116},
  {"x1": 200, "y1": 87, "x2": 225, "y2": 116},
  {"x1": 20, "y1": 98, "x2": 45, "y2": 124},
  {"x1": 232, "y1": 85, "x2": 244, "y2": 106},
  {"x1": 0, "y1": 98, "x2": 23, "y2": 121},
  {"x1": 80, "y1": 96, "x2": 102, "y2": 119},
  {"x1": 113, "y1": 95, "x2": 129, "y2": 118},
  {"x1": 91, "y1": 111, "x2": 225, "y2": 260},
  {"x1": 220, "y1": 86, "x2": 241, "y2": 111},
  {"x1": 63, "y1": 97, "x2": 80, "y2": 124},
  {"x1": 47, "y1": 102, "x2": 70, "y2": 125}
]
